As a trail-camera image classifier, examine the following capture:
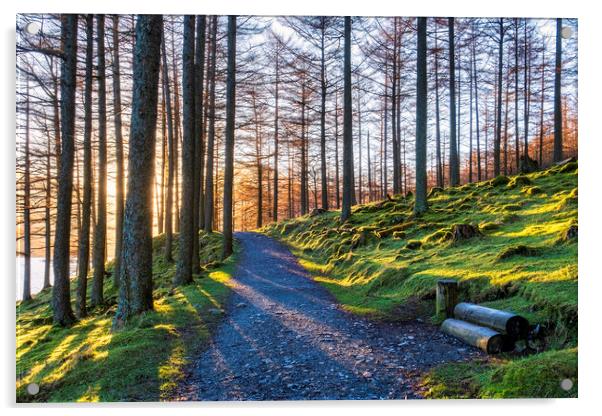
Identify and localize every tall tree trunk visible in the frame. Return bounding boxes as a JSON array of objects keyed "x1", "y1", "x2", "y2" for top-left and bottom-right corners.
[
  {"x1": 91, "y1": 14, "x2": 107, "y2": 308},
  {"x1": 50, "y1": 59, "x2": 61, "y2": 176},
  {"x1": 114, "y1": 15, "x2": 163, "y2": 327},
  {"x1": 287, "y1": 140, "x2": 293, "y2": 218},
  {"x1": 22, "y1": 83, "x2": 32, "y2": 302},
  {"x1": 484, "y1": 102, "x2": 489, "y2": 179},
  {"x1": 504, "y1": 54, "x2": 511, "y2": 175},
  {"x1": 514, "y1": 18, "x2": 520, "y2": 172},
  {"x1": 414, "y1": 17, "x2": 428, "y2": 214},
  {"x1": 52, "y1": 14, "x2": 78, "y2": 326},
  {"x1": 468, "y1": 52, "x2": 473, "y2": 183},
  {"x1": 253, "y1": 91, "x2": 263, "y2": 228},
  {"x1": 341, "y1": 17, "x2": 354, "y2": 222},
  {"x1": 523, "y1": 20, "x2": 530, "y2": 160},
  {"x1": 553, "y1": 18, "x2": 563, "y2": 162},
  {"x1": 175, "y1": 15, "x2": 196, "y2": 286},
  {"x1": 472, "y1": 35, "x2": 482, "y2": 181},
  {"x1": 162, "y1": 26, "x2": 176, "y2": 262},
  {"x1": 273, "y1": 40, "x2": 280, "y2": 221},
  {"x1": 172, "y1": 34, "x2": 182, "y2": 233},
  {"x1": 204, "y1": 16, "x2": 217, "y2": 233},
  {"x1": 159, "y1": 91, "x2": 166, "y2": 234},
  {"x1": 334, "y1": 91, "x2": 341, "y2": 209},
  {"x1": 539, "y1": 40, "x2": 546, "y2": 166},
  {"x1": 200, "y1": 44, "x2": 211, "y2": 230},
  {"x1": 448, "y1": 18, "x2": 459, "y2": 186},
  {"x1": 319, "y1": 20, "x2": 328, "y2": 210},
  {"x1": 357, "y1": 75, "x2": 363, "y2": 204},
  {"x1": 300, "y1": 79, "x2": 308, "y2": 216},
  {"x1": 222, "y1": 15, "x2": 237, "y2": 259},
  {"x1": 494, "y1": 19, "x2": 504, "y2": 177},
  {"x1": 43, "y1": 124, "x2": 52, "y2": 289},
  {"x1": 380, "y1": 107, "x2": 384, "y2": 198},
  {"x1": 383, "y1": 64, "x2": 388, "y2": 197},
  {"x1": 112, "y1": 15, "x2": 125, "y2": 289},
  {"x1": 192, "y1": 15, "x2": 206, "y2": 274},
  {"x1": 367, "y1": 131, "x2": 372, "y2": 201},
  {"x1": 457, "y1": 51, "x2": 462, "y2": 171},
  {"x1": 391, "y1": 19, "x2": 400, "y2": 195},
  {"x1": 434, "y1": 29, "x2": 443, "y2": 187},
  {"x1": 394, "y1": 30, "x2": 406, "y2": 194},
  {"x1": 76, "y1": 15, "x2": 94, "y2": 317}
]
